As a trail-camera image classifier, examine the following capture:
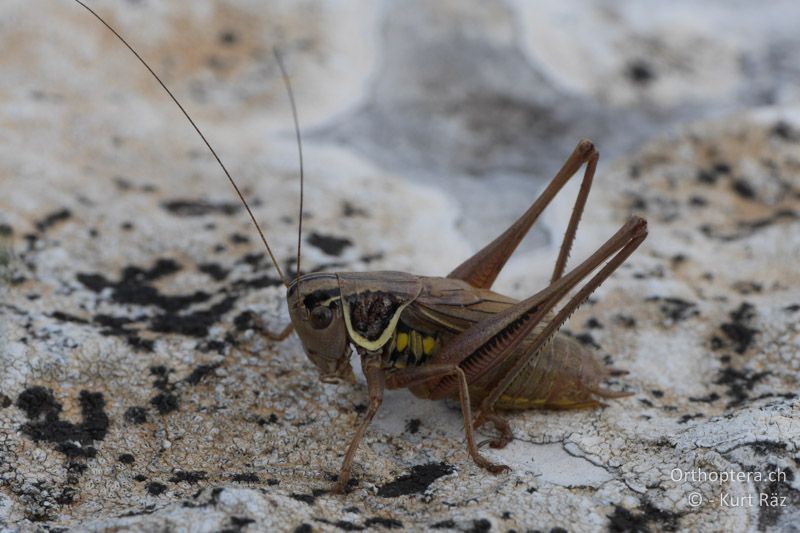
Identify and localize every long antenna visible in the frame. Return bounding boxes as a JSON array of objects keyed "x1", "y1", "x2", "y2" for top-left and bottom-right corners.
[
  {"x1": 73, "y1": 0, "x2": 289, "y2": 287},
  {"x1": 272, "y1": 48, "x2": 304, "y2": 286}
]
